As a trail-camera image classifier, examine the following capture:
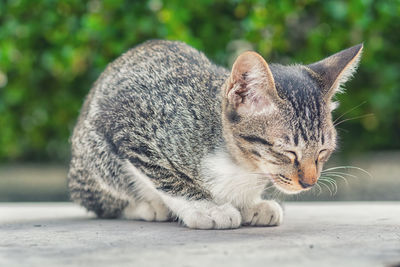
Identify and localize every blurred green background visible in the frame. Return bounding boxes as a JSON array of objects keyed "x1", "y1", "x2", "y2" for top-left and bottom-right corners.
[{"x1": 0, "y1": 0, "x2": 399, "y2": 201}]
